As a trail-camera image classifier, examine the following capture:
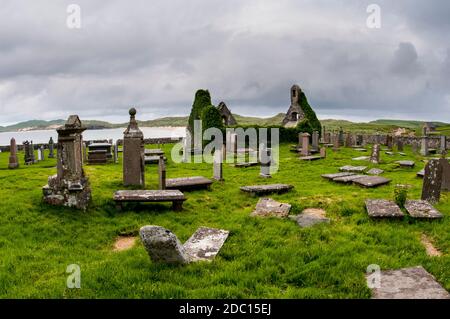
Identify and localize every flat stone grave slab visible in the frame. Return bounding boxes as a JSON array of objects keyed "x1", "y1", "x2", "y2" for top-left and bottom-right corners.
[
  {"x1": 240, "y1": 184, "x2": 294, "y2": 195},
  {"x1": 365, "y1": 199, "x2": 404, "y2": 218},
  {"x1": 114, "y1": 190, "x2": 186, "y2": 211},
  {"x1": 340, "y1": 165, "x2": 367, "y2": 173},
  {"x1": 250, "y1": 198, "x2": 291, "y2": 218},
  {"x1": 145, "y1": 149, "x2": 164, "y2": 156},
  {"x1": 140, "y1": 225, "x2": 229, "y2": 264},
  {"x1": 385, "y1": 151, "x2": 395, "y2": 155},
  {"x1": 145, "y1": 155, "x2": 167, "y2": 164},
  {"x1": 404, "y1": 200, "x2": 443, "y2": 219},
  {"x1": 369, "y1": 266, "x2": 450, "y2": 299},
  {"x1": 396, "y1": 160, "x2": 415, "y2": 168},
  {"x1": 290, "y1": 208, "x2": 330, "y2": 228},
  {"x1": 332, "y1": 174, "x2": 367, "y2": 184},
  {"x1": 166, "y1": 176, "x2": 213, "y2": 191},
  {"x1": 321, "y1": 172, "x2": 356, "y2": 180},
  {"x1": 417, "y1": 169, "x2": 425, "y2": 178},
  {"x1": 352, "y1": 156, "x2": 370, "y2": 161},
  {"x1": 183, "y1": 227, "x2": 230, "y2": 262},
  {"x1": 399, "y1": 152, "x2": 407, "y2": 156},
  {"x1": 234, "y1": 162, "x2": 259, "y2": 168},
  {"x1": 367, "y1": 168, "x2": 384, "y2": 175},
  {"x1": 354, "y1": 148, "x2": 368, "y2": 152},
  {"x1": 299, "y1": 155, "x2": 322, "y2": 161},
  {"x1": 353, "y1": 176, "x2": 391, "y2": 188}
]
